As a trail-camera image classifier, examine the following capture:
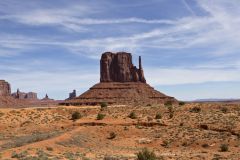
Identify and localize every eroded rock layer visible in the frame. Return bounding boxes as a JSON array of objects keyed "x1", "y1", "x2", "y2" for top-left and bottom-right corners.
[{"x1": 63, "y1": 82, "x2": 177, "y2": 105}]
